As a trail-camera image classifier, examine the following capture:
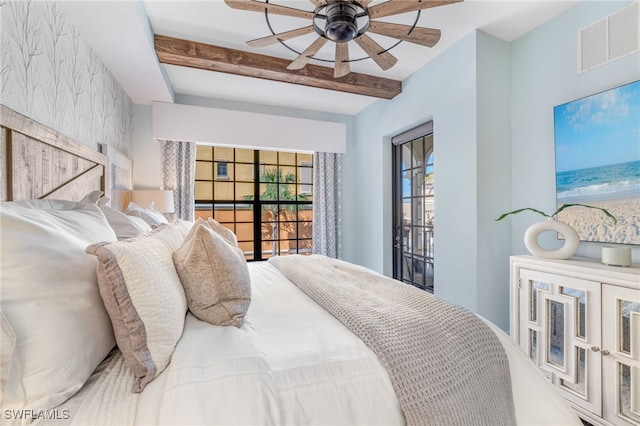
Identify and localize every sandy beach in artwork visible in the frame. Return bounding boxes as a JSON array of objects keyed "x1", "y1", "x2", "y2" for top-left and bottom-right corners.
[{"x1": 556, "y1": 198, "x2": 640, "y2": 245}]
